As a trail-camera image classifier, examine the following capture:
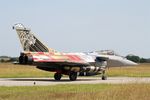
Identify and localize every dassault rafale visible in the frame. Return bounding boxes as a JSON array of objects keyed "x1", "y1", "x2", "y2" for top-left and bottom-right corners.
[{"x1": 13, "y1": 23, "x2": 137, "y2": 81}]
